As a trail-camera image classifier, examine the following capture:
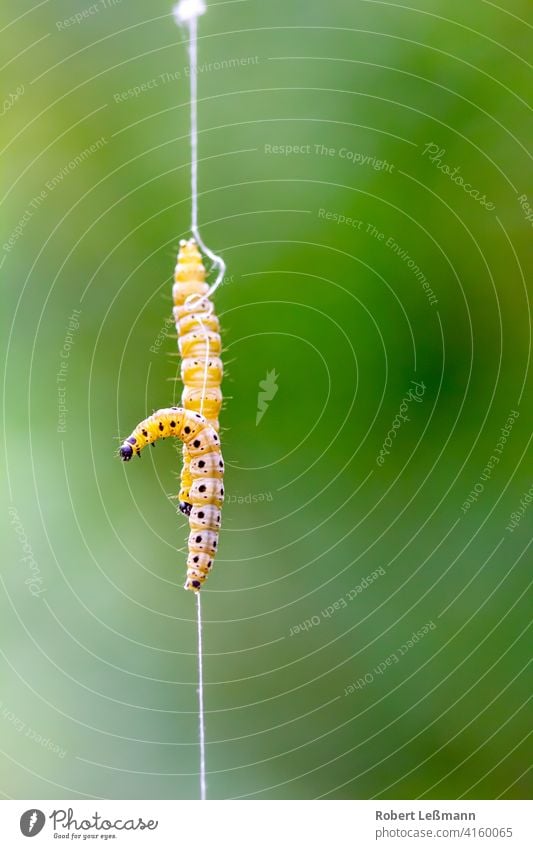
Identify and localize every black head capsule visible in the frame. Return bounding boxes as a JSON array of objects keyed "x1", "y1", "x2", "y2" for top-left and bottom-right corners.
[
  {"x1": 119, "y1": 443, "x2": 134, "y2": 461},
  {"x1": 179, "y1": 501, "x2": 192, "y2": 516}
]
